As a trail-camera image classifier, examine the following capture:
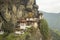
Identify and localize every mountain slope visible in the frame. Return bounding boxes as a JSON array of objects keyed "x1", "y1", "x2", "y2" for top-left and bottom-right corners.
[
  {"x1": 51, "y1": 30, "x2": 60, "y2": 40},
  {"x1": 43, "y1": 12, "x2": 60, "y2": 31}
]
